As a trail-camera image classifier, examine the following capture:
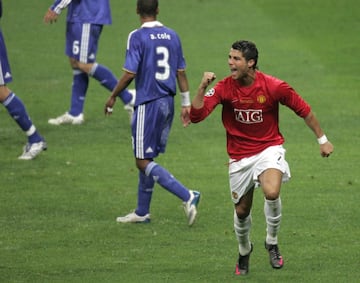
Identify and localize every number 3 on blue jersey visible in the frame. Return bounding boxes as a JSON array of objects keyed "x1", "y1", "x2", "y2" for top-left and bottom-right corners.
[{"x1": 155, "y1": 46, "x2": 170, "y2": 81}]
